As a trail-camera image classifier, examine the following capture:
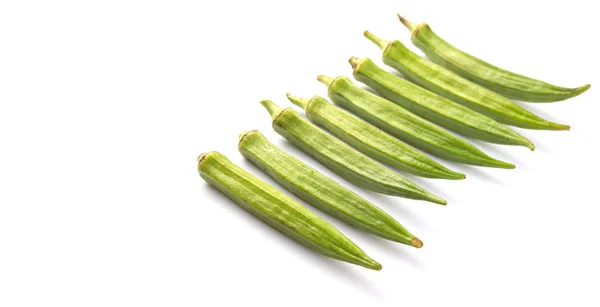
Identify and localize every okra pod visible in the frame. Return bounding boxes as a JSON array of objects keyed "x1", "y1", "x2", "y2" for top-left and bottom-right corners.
[
  {"x1": 239, "y1": 130, "x2": 423, "y2": 247},
  {"x1": 318, "y1": 75, "x2": 514, "y2": 168},
  {"x1": 197, "y1": 151, "x2": 382, "y2": 270},
  {"x1": 260, "y1": 99, "x2": 447, "y2": 205},
  {"x1": 364, "y1": 31, "x2": 570, "y2": 130},
  {"x1": 286, "y1": 93, "x2": 465, "y2": 180},
  {"x1": 398, "y1": 15, "x2": 591, "y2": 103},
  {"x1": 350, "y1": 57, "x2": 535, "y2": 150}
]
